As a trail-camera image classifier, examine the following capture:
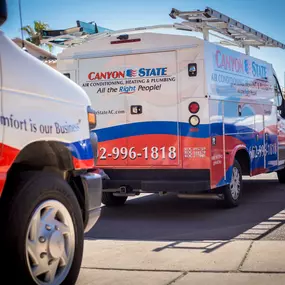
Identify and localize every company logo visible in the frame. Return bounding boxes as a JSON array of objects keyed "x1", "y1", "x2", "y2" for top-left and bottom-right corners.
[
  {"x1": 215, "y1": 50, "x2": 267, "y2": 78},
  {"x1": 244, "y1": 59, "x2": 251, "y2": 75},
  {"x1": 88, "y1": 67, "x2": 168, "y2": 81},
  {"x1": 125, "y1": 69, "x2": 137, "y2": 78}
]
